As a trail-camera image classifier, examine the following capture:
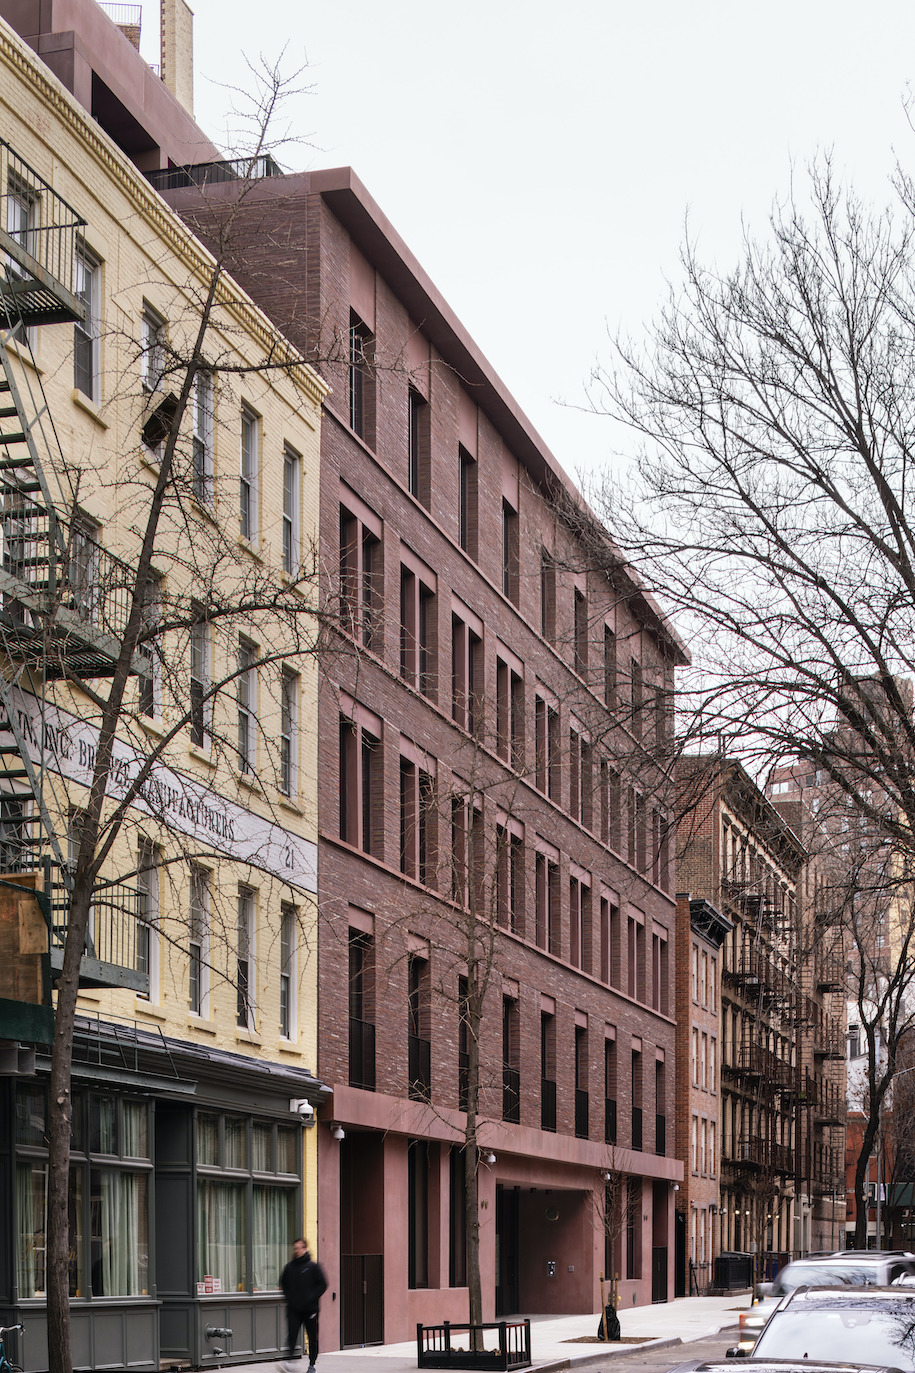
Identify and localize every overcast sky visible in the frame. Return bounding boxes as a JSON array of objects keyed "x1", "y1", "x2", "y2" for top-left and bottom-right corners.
[{"x1": 142, "y1": 0, "x2": 915, "y2": 488}]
